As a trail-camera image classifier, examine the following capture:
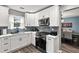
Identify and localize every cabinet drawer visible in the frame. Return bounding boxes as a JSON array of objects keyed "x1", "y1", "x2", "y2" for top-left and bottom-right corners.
[
  {"x1": 2, "y1": 42, "x2": 10, "y2": 46},
  {"x1": 2, "y1": 37, "x2": 10, "y2": 44},
  {"x1": 2, "y1": 44, "x2": 10, "y2": 52},
  {"x1": 2, "y1": 48, "x2": 9, "y2": 52}
]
